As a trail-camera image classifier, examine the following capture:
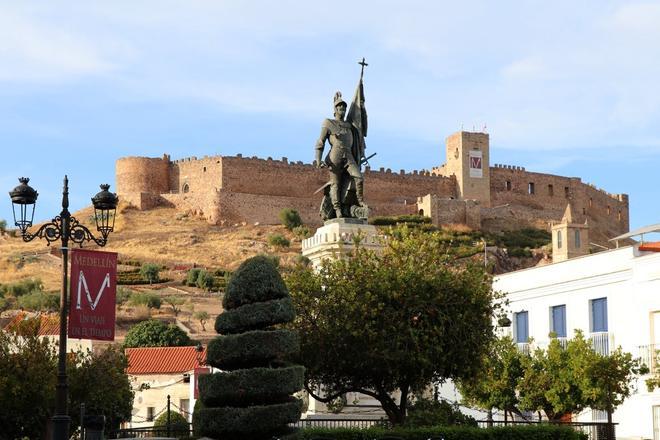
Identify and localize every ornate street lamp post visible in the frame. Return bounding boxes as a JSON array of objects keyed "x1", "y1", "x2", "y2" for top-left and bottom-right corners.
[{"x1": 9, "y1": 176, "x2": 118, "y2": 440}]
